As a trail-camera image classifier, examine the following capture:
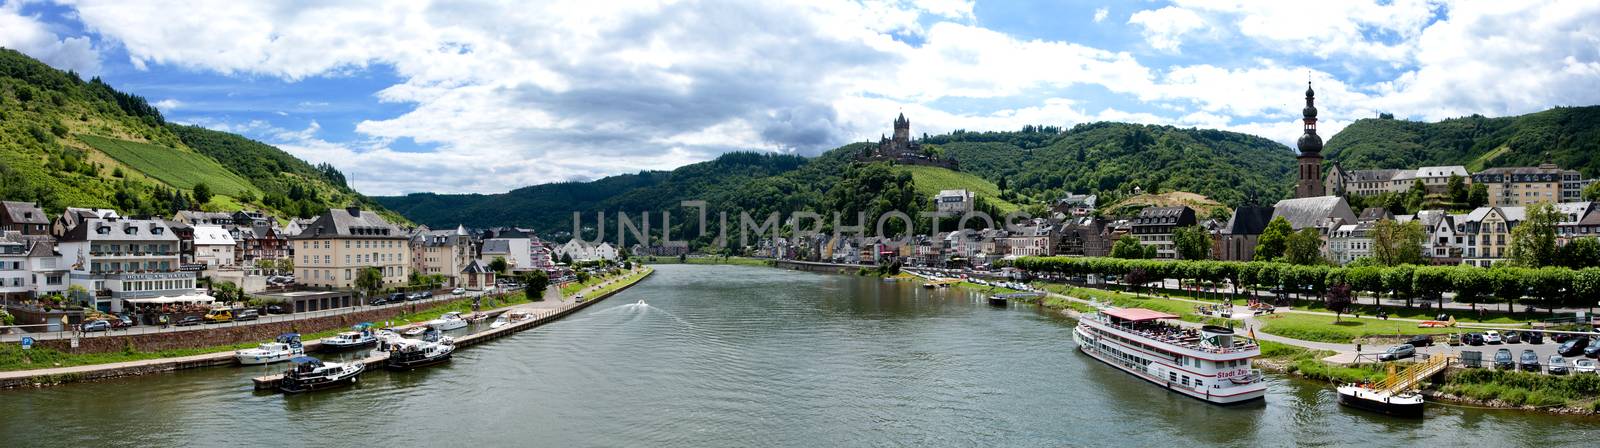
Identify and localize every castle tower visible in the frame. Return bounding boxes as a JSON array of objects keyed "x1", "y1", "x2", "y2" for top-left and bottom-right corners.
[
  {"x1": 893, "y1": 112, "x2": 910, "y2": 145},
  {"x1": 1294, "y1": 82, "x2": 1326, "y2": 198}
]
